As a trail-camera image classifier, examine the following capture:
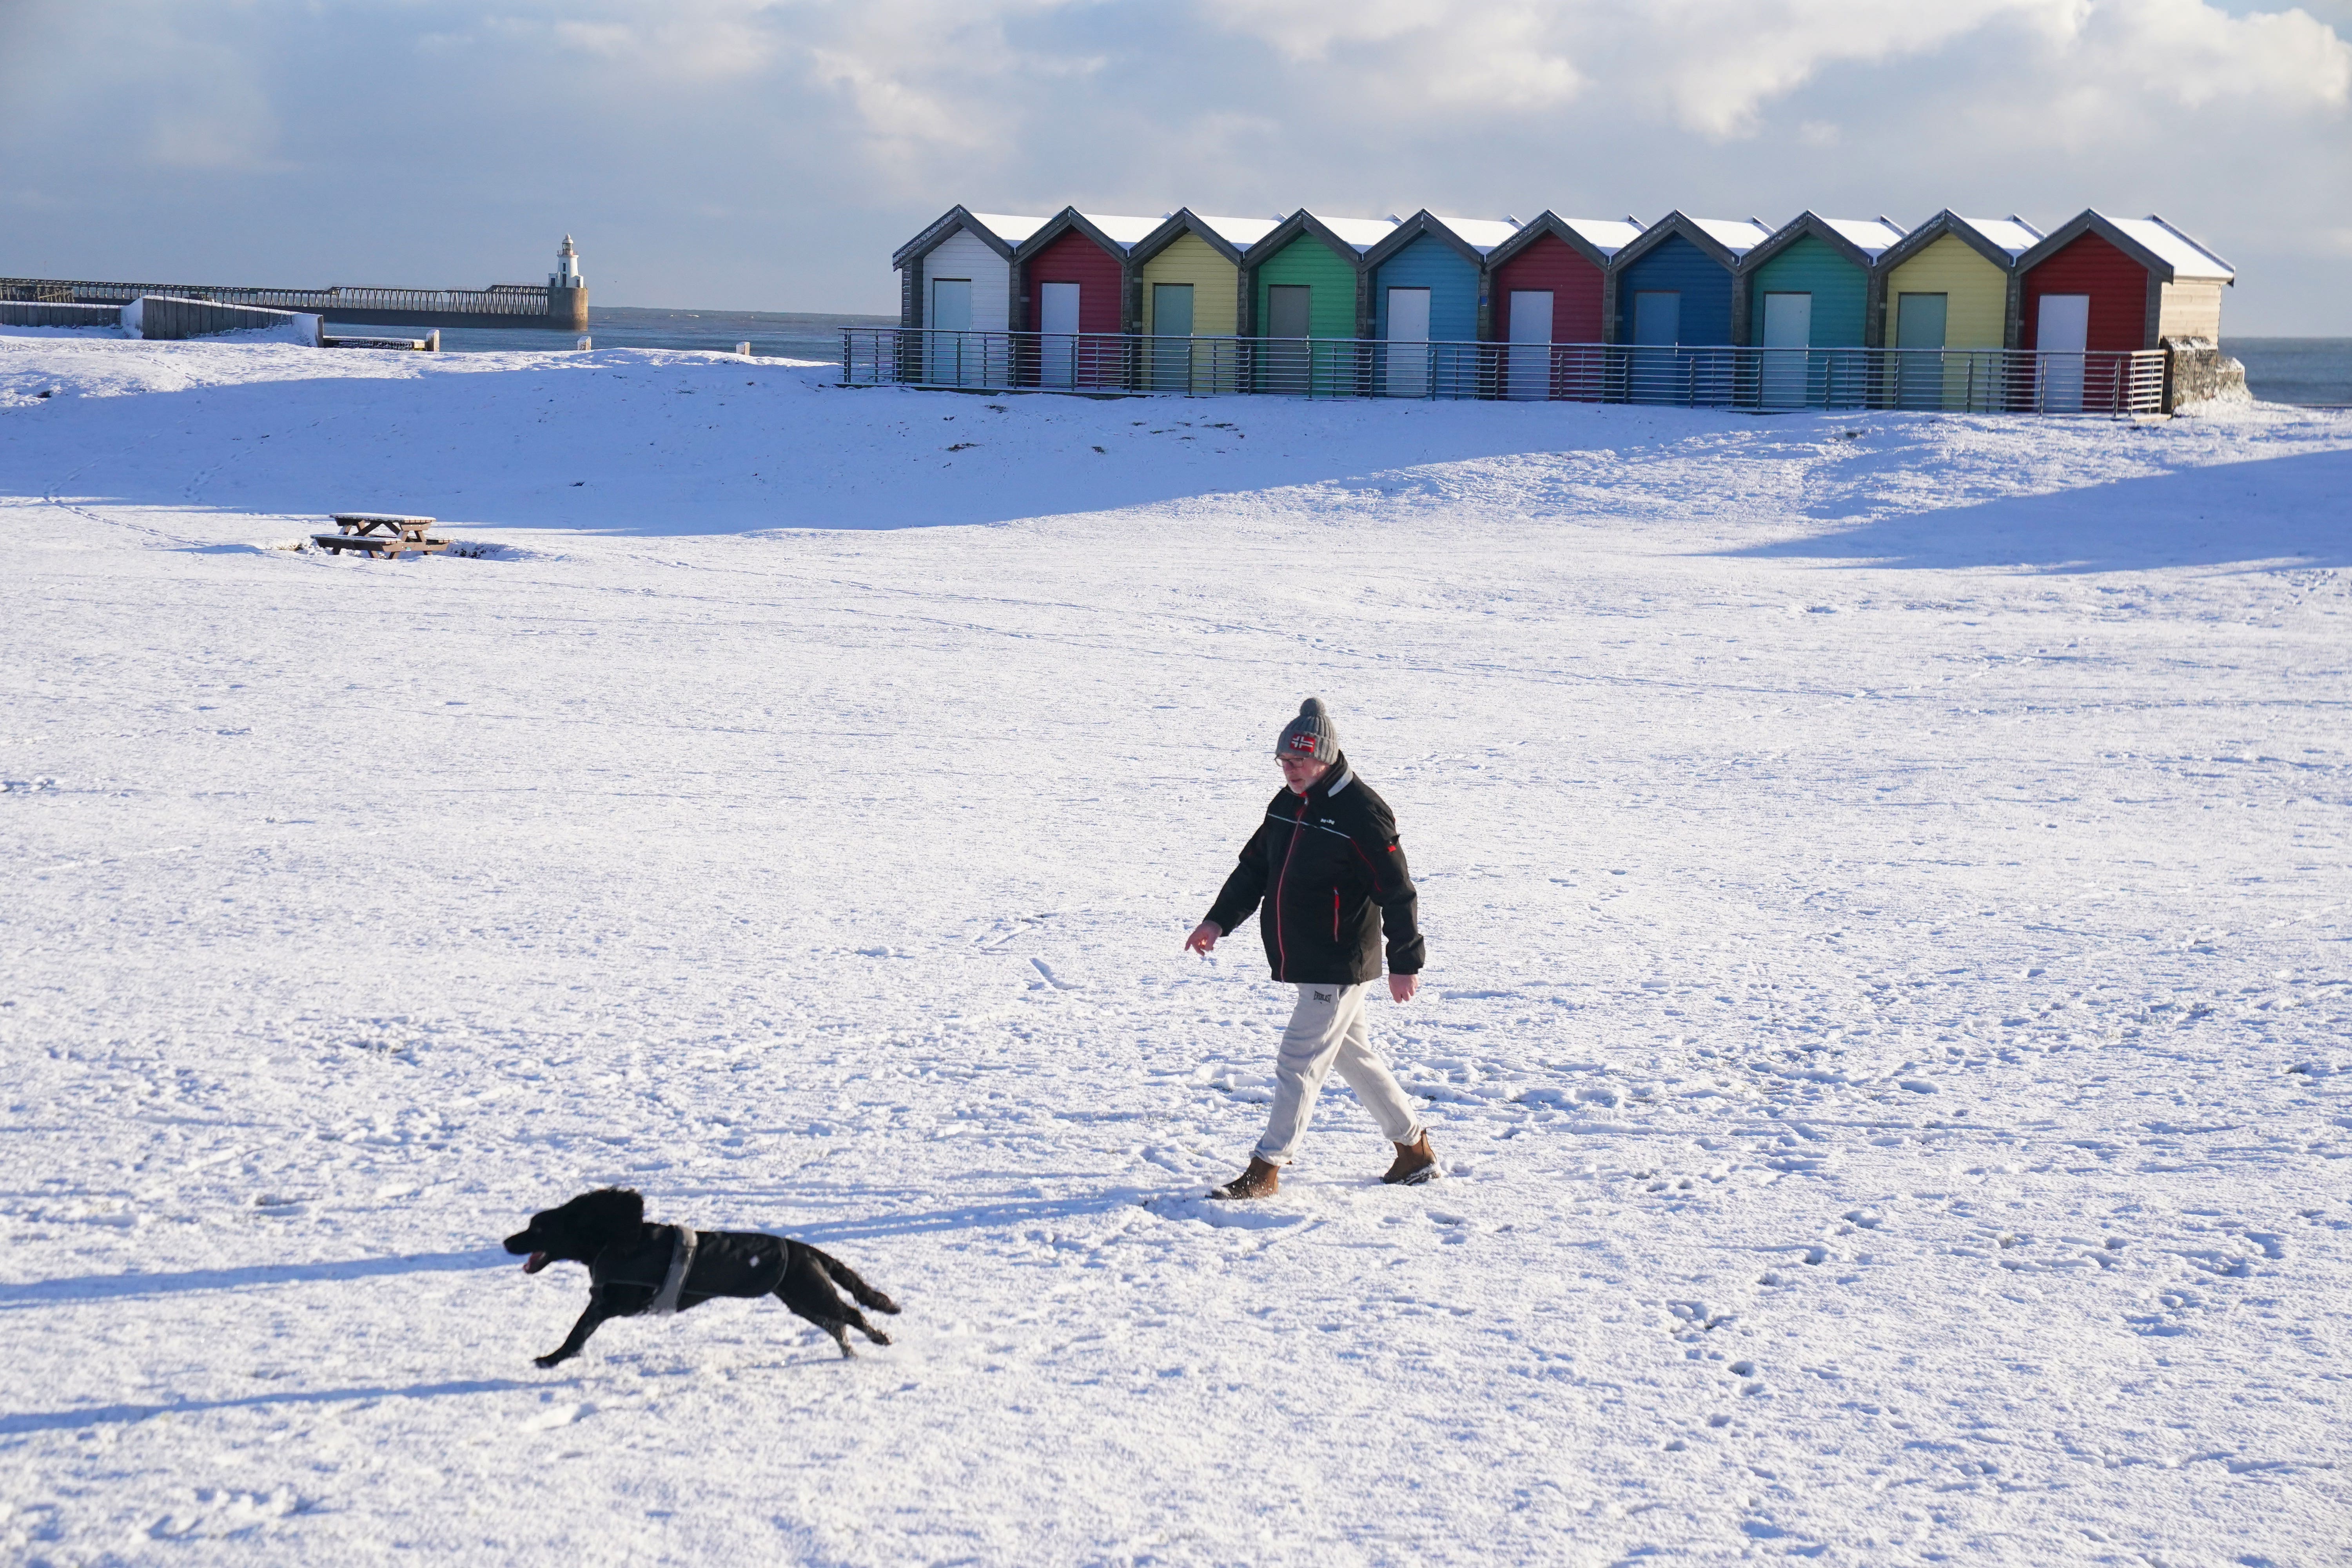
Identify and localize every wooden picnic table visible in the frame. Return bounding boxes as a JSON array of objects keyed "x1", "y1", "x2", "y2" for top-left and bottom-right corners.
[{"x1": 312, "y1": 514, "x2": 448, "y2": 559}]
